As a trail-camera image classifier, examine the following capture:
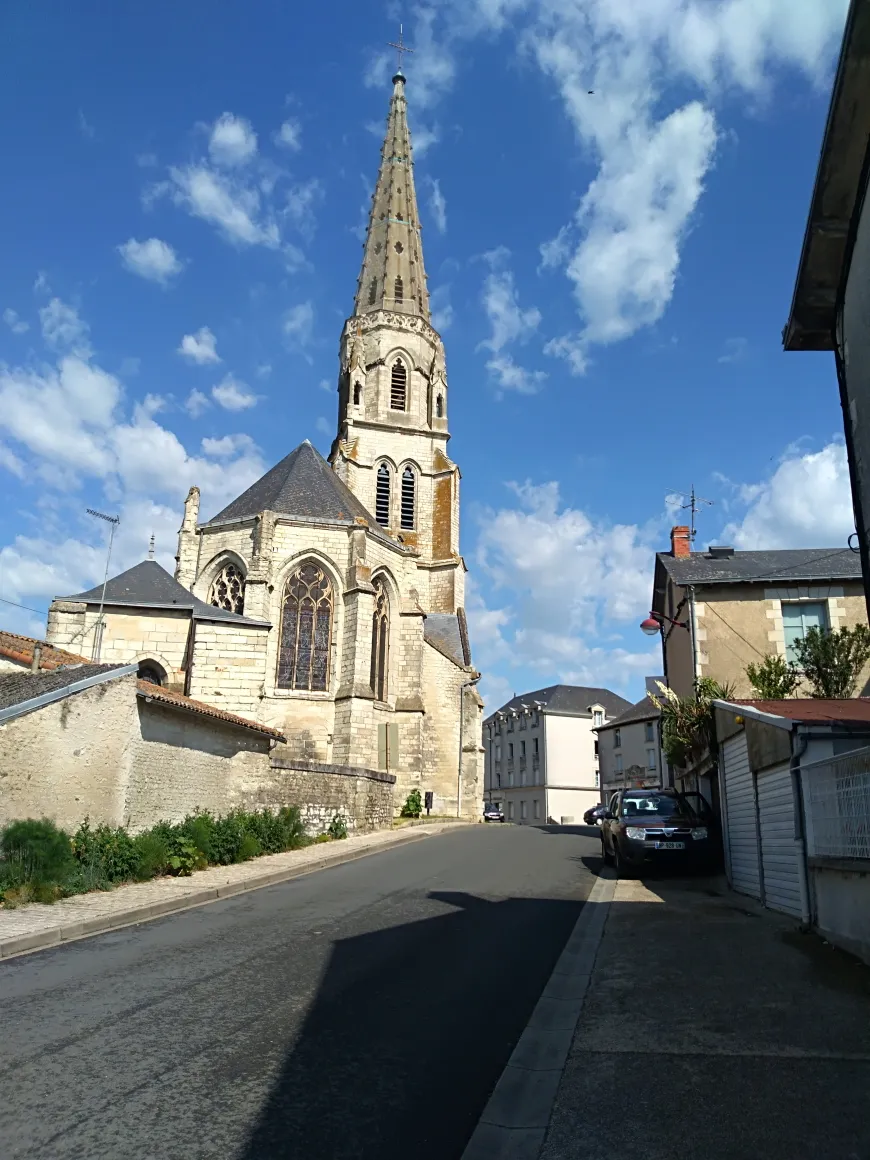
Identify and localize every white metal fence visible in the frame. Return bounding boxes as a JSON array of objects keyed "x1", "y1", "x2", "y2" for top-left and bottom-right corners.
[{"x1": 800, "y1": 747, "x2": 870, "y2": 861}]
